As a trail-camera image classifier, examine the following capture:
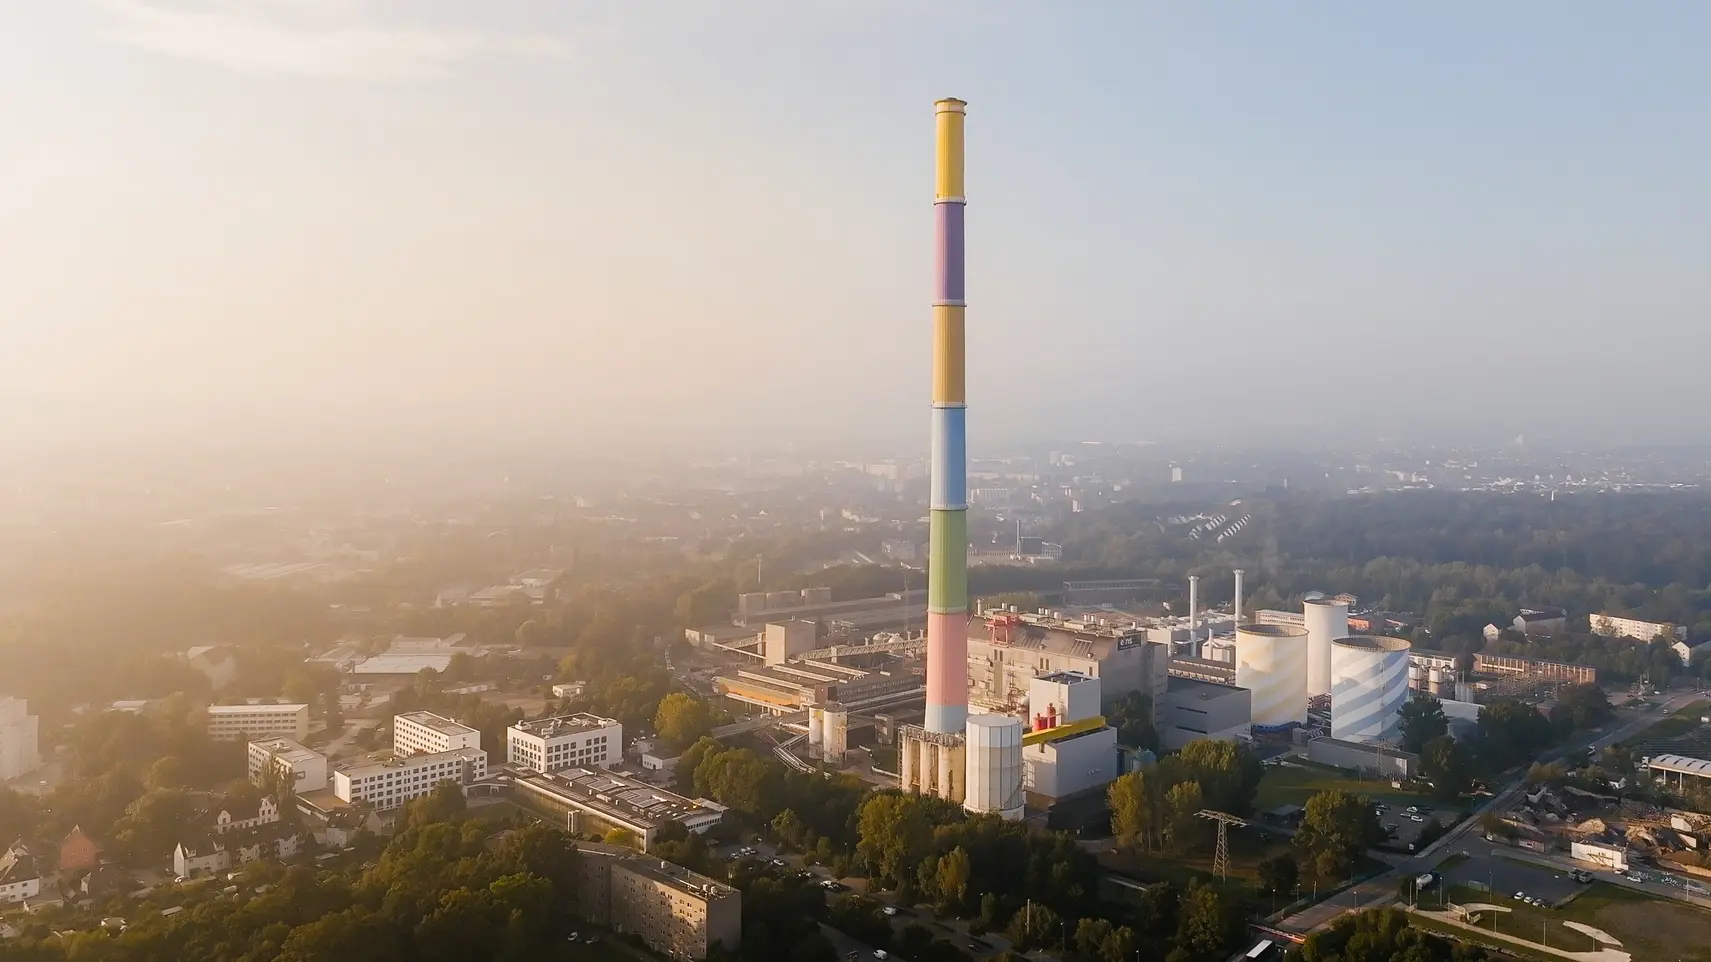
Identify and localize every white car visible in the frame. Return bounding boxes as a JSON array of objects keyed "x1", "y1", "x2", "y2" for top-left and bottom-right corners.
[{"x1": 882, "y1": 906, "x2": 899, "y2": 917}]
